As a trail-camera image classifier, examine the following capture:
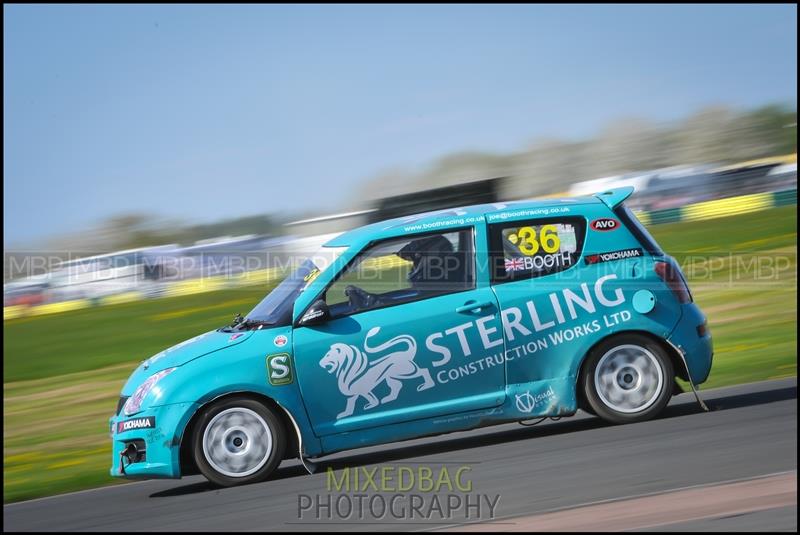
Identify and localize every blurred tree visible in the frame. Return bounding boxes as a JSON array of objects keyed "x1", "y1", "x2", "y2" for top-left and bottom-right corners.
[
  {"x1": 417, "y1": 151, "x2": 512, "y2": 190},
  {"x1": 675, "y1": 106, "x2": 737, "y2": 164},
  {"x1": 32, "y1": 212, "x2": 285, "y2": 257},
  {"x1": 739, "y1": 104, "x2": 797, "y2": 158},
  {"x1": 357, "y1": 102, "x2": 797, "y2": 202},
  {"x1": 181, "y1": 215, "x2": 281, "y2": 243},
  {"x1": 587, "y1": 117, "x2": 664, "y2": 174}
]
